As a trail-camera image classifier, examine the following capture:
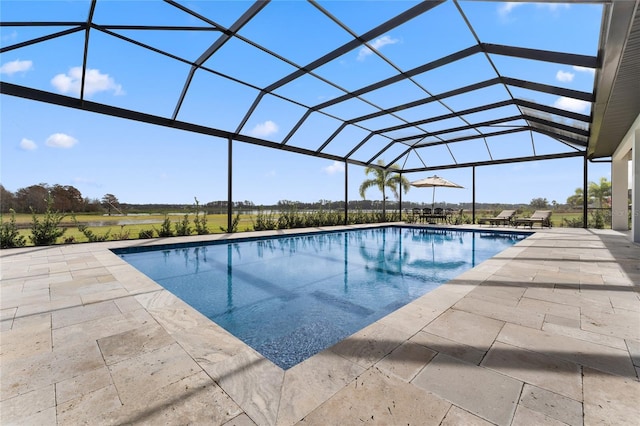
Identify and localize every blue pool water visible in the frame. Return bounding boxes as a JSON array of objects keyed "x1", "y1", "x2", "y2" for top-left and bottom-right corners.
[{"x1": 114, "y1": 226, "x2": 529, "y2": 369}]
